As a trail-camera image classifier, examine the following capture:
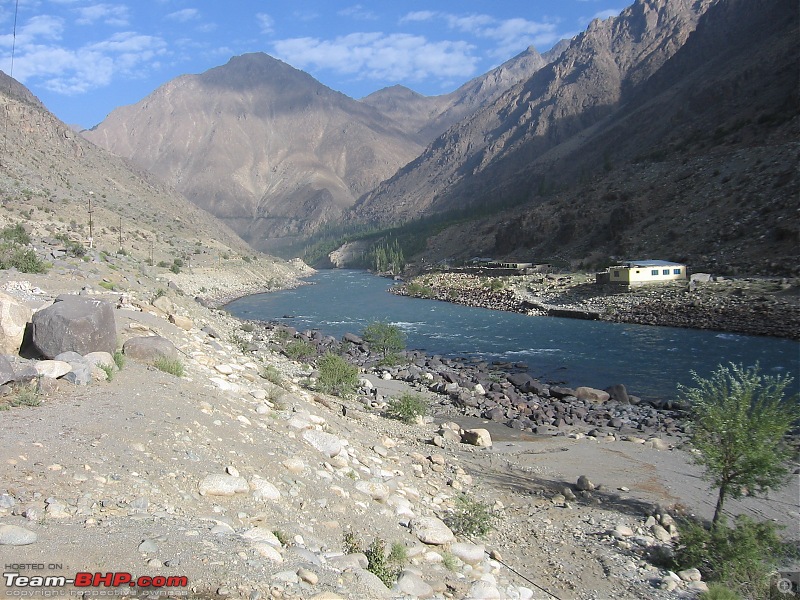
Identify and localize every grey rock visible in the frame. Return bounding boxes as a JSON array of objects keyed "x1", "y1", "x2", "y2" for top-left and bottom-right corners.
[
  {"x1": 394, "y1": 571, "x2": 434, "y2": 598},
  {"x1": 576, "y1": 475, "x2": 595, "y2": 491},
  {"x1": 0, "y1": 355, "x2": 17, "y2": 385},
  {"x1": 138, "y1": 539, "x2": 159, "y2": 553},
  {"x1": 302, "y1": 429, "x2": 343, "y2": 458},
  {"x1": 411, "y1": 516, "x2": 455, "y2": 545},
  {"x1": 123, "y1": 335, "x2": 178, "y2": 362},
  {"x1": 198, "y1": 474, "x2": 249, "y2": 496},
  {"x1": 31, "y1": 297, "x2": 116, "y2": 359},
  {"x1": 54, "y1": 352, "x2": 92, "y2": 385},
  {"x1": 0, "y1": 524, "x2": 38, "y2": 545}
]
